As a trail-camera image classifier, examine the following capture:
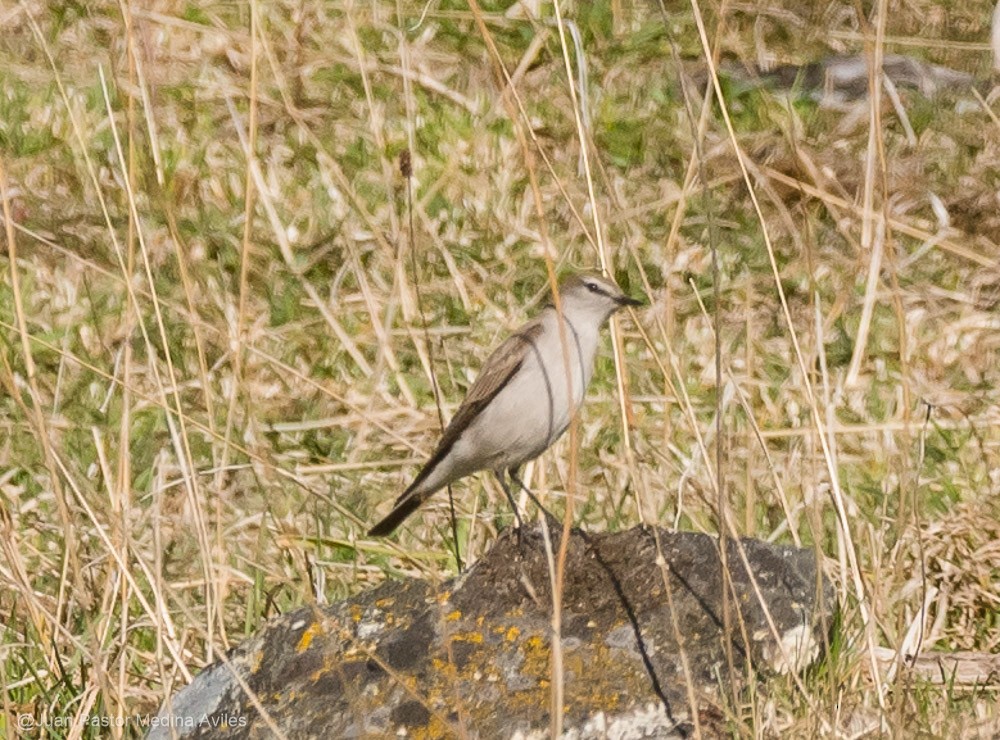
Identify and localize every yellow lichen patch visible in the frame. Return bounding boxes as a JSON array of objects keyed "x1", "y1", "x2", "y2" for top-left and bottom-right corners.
[
  {"x1": 525, "y1": 635, "x2": 546, "y2": 650},
  {"x1": 445, "y1": 609, "x2": 462, "y2": 622},
  {"x1": 519, "y1": 634, "x2": 551, "y2": 680},
  {"x1": 375, "y1": 597, "x2": 395, "y2": 608},
  {"x1": 450, "y1": 630, "x2": 484, "y2": 644},
  {"x1": 507, "y1": 637, "x2": 635, "y2": 718},
  {"x1": 409, "y1": 714, "x2": 451, "y2": 740},
  {"x1": 504, "y1": 626, "x2": 521, "y2": 642},
  {"x1": 296, "y1": 622, "x2": 321, "y2": 653},
  {"x1": 561, "y1": 643, "x2": 638, "y2": 714}
]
